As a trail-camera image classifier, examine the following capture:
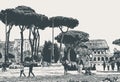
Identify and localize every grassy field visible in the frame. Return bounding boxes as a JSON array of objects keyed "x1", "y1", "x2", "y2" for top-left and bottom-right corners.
[{"x1": 0, "y1": 74, "x2": 120, "y2": 82}]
